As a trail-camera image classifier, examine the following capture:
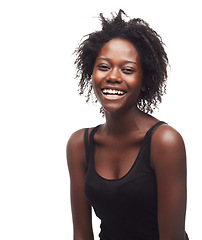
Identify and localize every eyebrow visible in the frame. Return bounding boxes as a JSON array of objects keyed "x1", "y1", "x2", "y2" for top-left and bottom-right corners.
[{"x1": 96, "y1": 57, "x2": 137, "y2": 65}]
